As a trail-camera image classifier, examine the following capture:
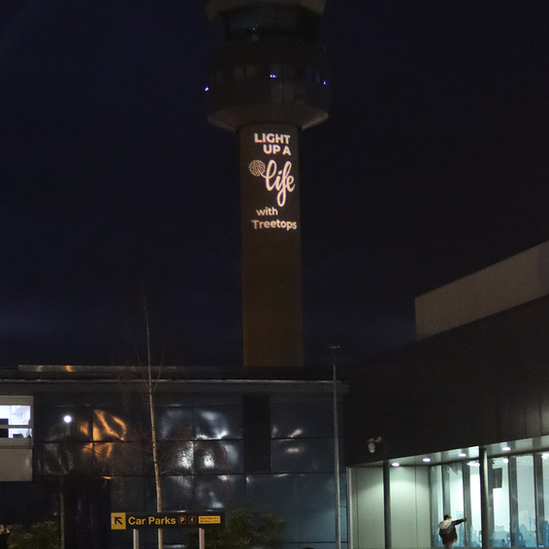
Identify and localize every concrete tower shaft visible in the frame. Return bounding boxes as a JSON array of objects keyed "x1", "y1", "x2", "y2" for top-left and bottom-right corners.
[{"x1": 206, "y1": 0, "x2": 330, "y2": 369}]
